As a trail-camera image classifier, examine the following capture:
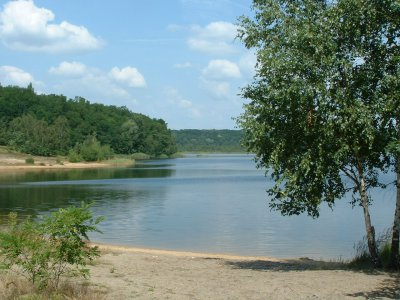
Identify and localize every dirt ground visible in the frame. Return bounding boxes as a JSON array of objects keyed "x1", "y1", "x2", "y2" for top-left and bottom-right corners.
[{"x1": 85, "y1": 244, "x2": 400, "y2": 300}]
